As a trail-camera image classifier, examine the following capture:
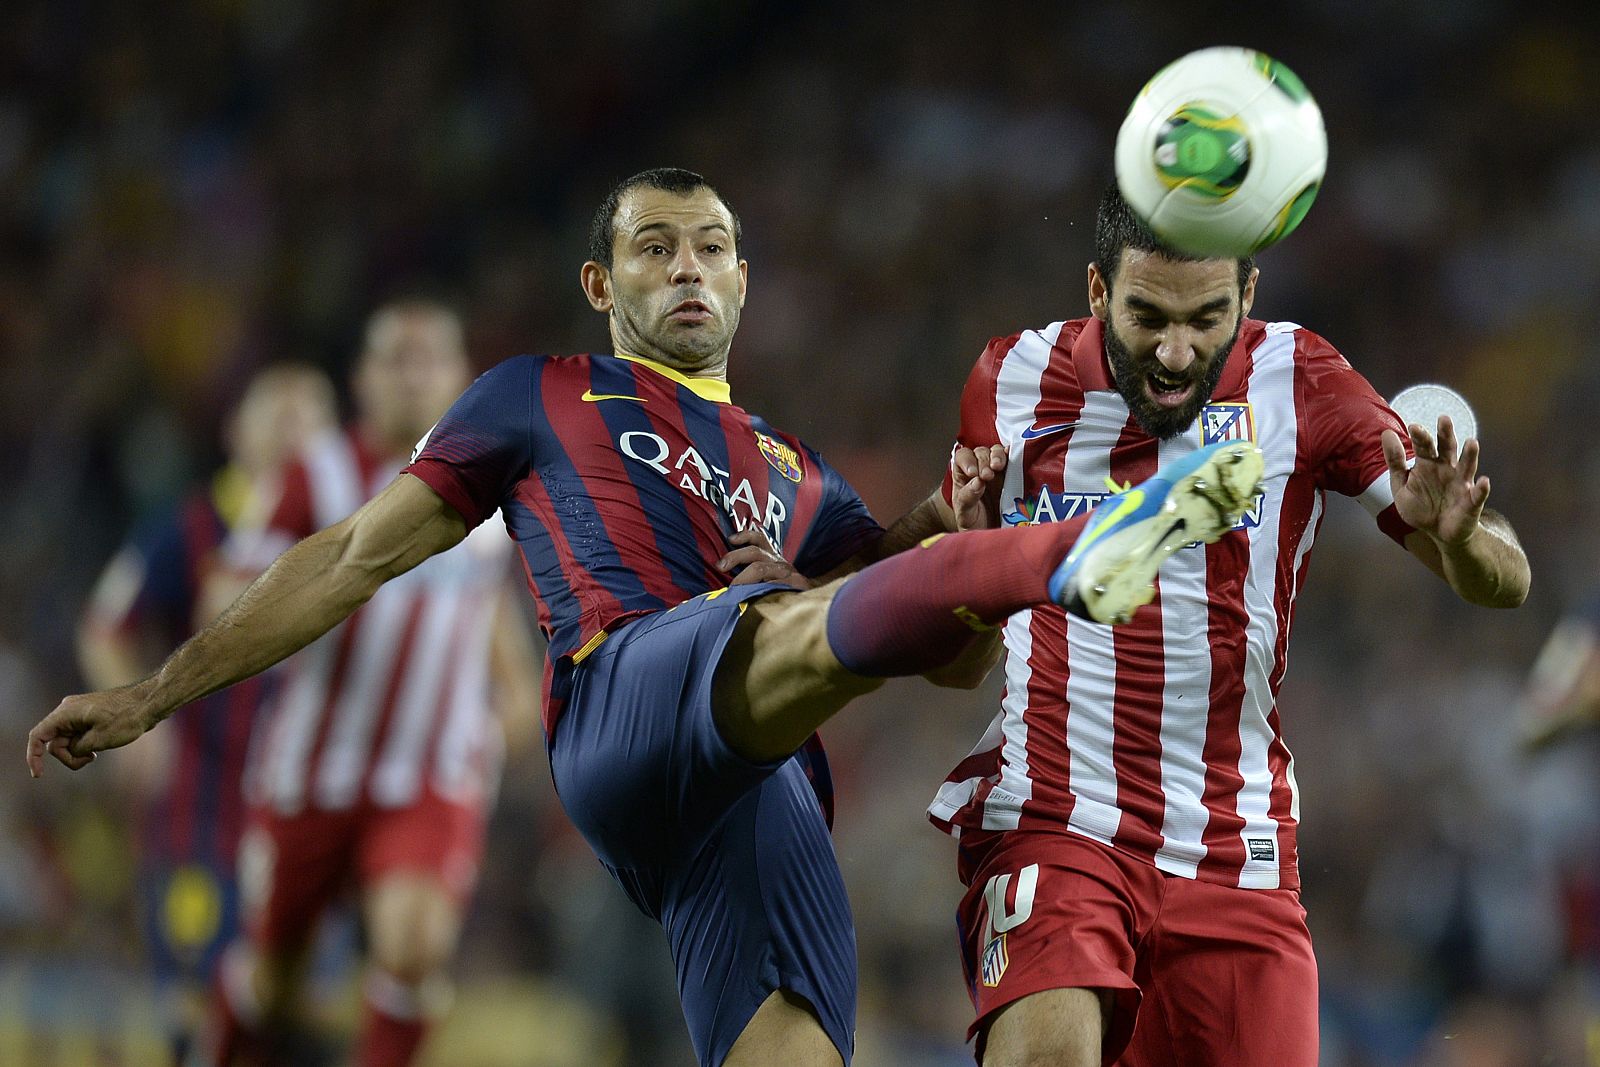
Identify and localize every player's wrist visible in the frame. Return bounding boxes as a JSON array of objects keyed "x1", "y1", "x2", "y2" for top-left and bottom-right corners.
[
  {"x1": 129, "y1": 673, "x2": 181, "y2": 728},
  {"x1": 1432, "y1": 518, "x2": 1483, "y2": 555}
]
